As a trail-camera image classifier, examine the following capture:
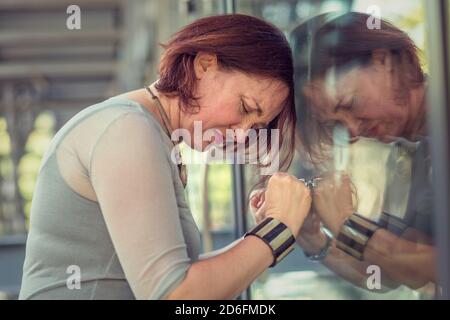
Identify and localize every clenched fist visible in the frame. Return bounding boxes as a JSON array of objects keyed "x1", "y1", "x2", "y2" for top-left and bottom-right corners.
[
  {"x1": 312, "y1": 173, "x2": 354, "y2": 235},
  {"x1": 250, "y1": 173, "x2": 312, "y2": 237}
]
